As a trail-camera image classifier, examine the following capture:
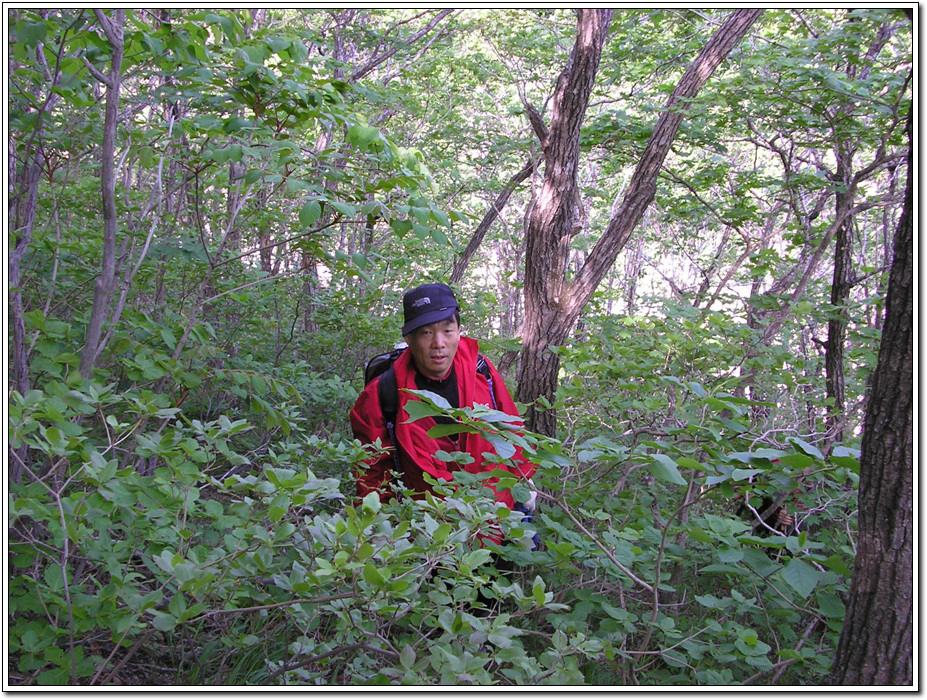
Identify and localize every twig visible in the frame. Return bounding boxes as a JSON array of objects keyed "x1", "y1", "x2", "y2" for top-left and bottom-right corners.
[
  {"x1": 743, "y1": 657, "x2": 799, "y2": 685},
  {"x1": 770, "y1": 618, "x2": 819, "y2": 684},
  {"x1": 544, "y1": 493, "x2": 654, "y2": 593},
  {"x1": 266, "y1": 642, "x2": 399, "y2": 683},
  {"x1": 95, "y1": 629, "x2": 157, "y2": 686},
  {"x1": 185, "y1": 593, "x2": 355, "y2": 624}
]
